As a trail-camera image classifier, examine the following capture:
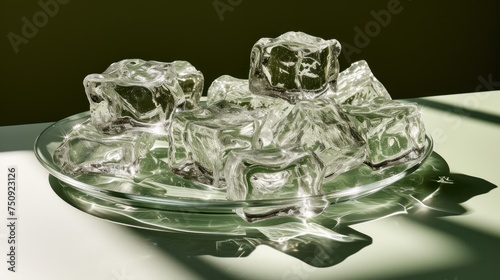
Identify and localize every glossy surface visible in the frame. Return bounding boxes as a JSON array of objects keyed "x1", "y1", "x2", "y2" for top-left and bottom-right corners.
[
  {"x1": 35, "y1": 111, "x2": 432, "y2": 216},
  {"x1": 49, "y1": 150, "x2": 450, "y2": 235}
]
